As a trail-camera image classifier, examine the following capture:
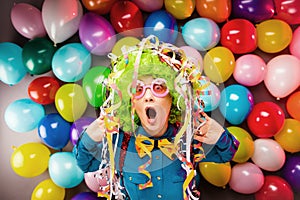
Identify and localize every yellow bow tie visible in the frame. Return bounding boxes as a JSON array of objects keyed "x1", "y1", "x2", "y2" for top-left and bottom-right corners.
[{"x1": 135, "y1": 134, "x2": 176, "y2": 160}]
